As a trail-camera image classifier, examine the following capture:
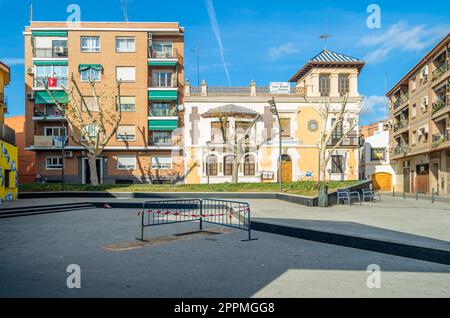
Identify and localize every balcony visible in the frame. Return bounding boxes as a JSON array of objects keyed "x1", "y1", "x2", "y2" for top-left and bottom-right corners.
[
  {"x1": 393, "y1": 93, "x2": 408, "y2": 109},
  {"x1": 34, "y1": 47, "x2": 68, "y2": 59},
  {"x1": 393, "y1": 143, "x2": 410, "y2": 155},
  {"x1": 432, "y1": 97, "x2": 448, "y2": 115},
  {"x1": 432, "y1": 61, "x2": 448, "y2": 82},
  {"x1": 148, "y1": 107, "x2": 178, "y2": 117},
  {"x1": 33, "y1": 106, "x2": 65, "y2": 121},
  {"x1": 327, "y1": 133, "x2": 359, "y2": 147},
  {"x1": 32, "y1": 135, "x2": 67, "y2": 149},
  {"x1": 393, "y1": 119, "x2": 409, "y2": 132},
  {"x1": 432, "y1": 131, "x2": 449, "y2": 148},
  {"x1": 149, "y1": 50, "x2": 178, "y2": 59},
  {"x1": 148, "y1": 133, "x2": 182, "y2": 148},
  {"x1": 0, "y1": 123, "x2": 15, "y2": 145},
  {"x1": 34, "y1": 77, "x2": 68, "y2": 89},
  {"x1": 188, "y1": 83, "x2": 307, "y2": 97},
  {"x1": 0, "y1": 93, "x2": 7, "y2": 112}
]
